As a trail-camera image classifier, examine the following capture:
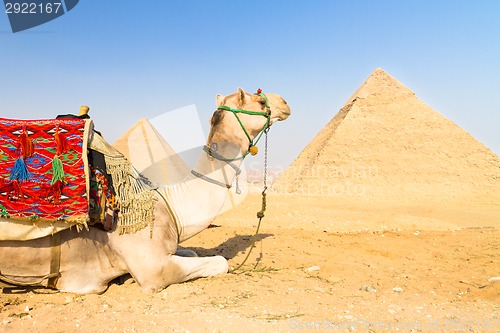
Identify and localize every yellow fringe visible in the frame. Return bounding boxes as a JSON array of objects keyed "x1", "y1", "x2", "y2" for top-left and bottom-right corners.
[{"x1": 104, "y1": 156, "x2": 157, "y2": 234}]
